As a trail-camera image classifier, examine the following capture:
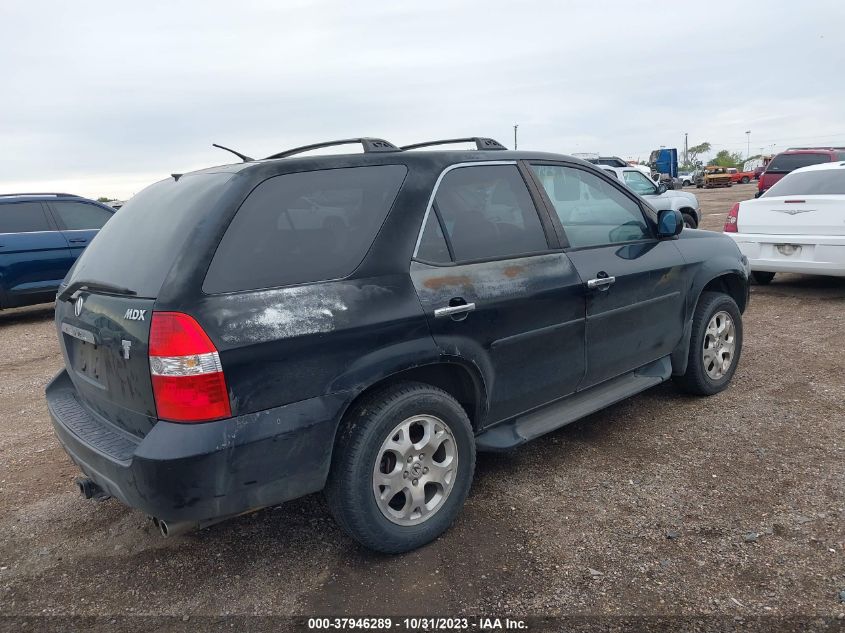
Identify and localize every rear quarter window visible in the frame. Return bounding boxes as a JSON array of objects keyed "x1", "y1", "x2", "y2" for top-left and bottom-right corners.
[
  {"x1": 50, "y1": 200, "x2": 113, "y2": 230},
  {"x1": 204, "y1": 165, "x2": 407, "y2": 293}
]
